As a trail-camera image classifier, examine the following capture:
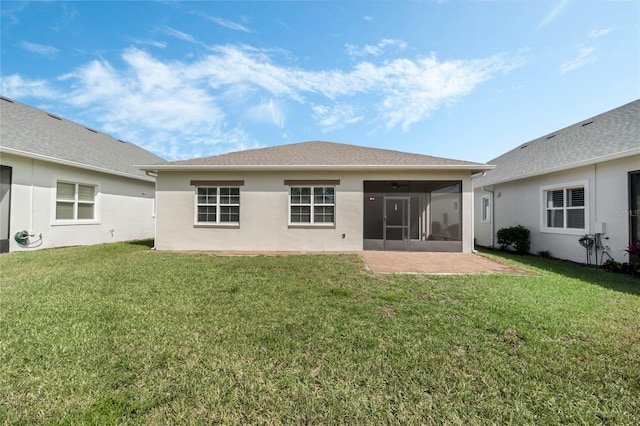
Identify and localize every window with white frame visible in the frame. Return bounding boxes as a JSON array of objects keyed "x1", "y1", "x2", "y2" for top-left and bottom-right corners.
[
  {"x1": 481, "y1": 195, "x2": 491, "y2": 223},
  {"x1": 55, "y1": 181, "x2": 97, "y2": 222},
  {"x1": 542, "y1": 183, "x2": 586, "y2": 232},
  {"x1": 289, "y1": 186, "x2": 335, "y2": 225},
  {"x1": 195, "y1": 186, "x2": 240, "y2": 225}
]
